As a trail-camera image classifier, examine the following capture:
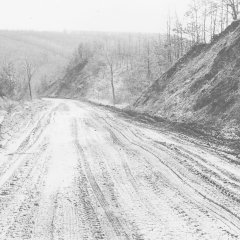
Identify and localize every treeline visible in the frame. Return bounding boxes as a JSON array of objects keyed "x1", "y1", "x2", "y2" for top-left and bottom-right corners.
[
  {"x1": 163, "y1": 0, "x2": 239, "y2": 67},
  {"x1": 170, "y1": 0, "x2": 239, "y2": 44}
]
